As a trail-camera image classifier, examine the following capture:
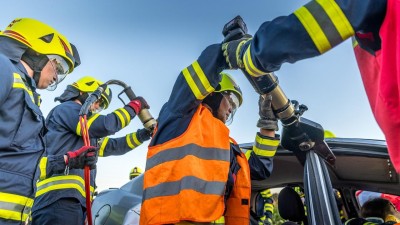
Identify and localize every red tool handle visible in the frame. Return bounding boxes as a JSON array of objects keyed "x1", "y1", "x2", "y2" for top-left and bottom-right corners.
[{"x1": 79, "y1": 115, "x2": 93, "y2": 225}]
